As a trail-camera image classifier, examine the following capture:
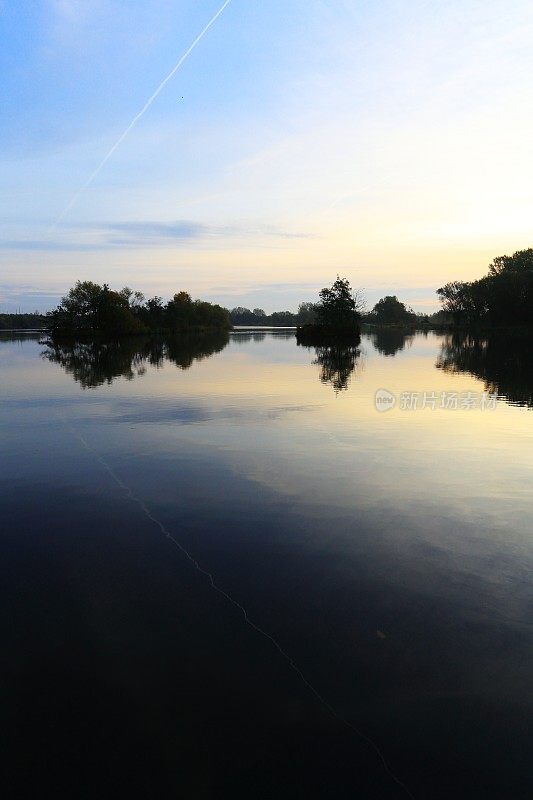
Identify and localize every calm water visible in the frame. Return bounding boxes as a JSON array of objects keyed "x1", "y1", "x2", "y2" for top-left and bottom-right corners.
[{"x1": 1, "y1": 330, "x2": 532, "y2": 798}]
